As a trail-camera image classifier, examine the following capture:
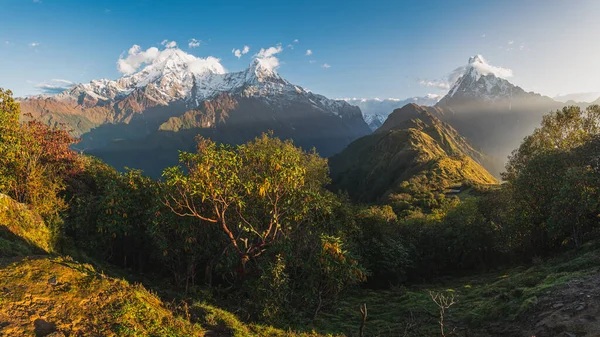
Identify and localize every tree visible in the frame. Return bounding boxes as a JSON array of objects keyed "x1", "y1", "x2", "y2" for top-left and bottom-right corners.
[
  {"x1": 164, "y1": 133, "x2": 333, "y2": 275},
  {"x1": 0, "y1": 88, "x2": 80, "y2": 222},
  {"x1": 503, "y1": 105, "x2": 600, "y2": 182},
  {"x1": 0, "y1": 88, "x2": 22, "y2": 192}
]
